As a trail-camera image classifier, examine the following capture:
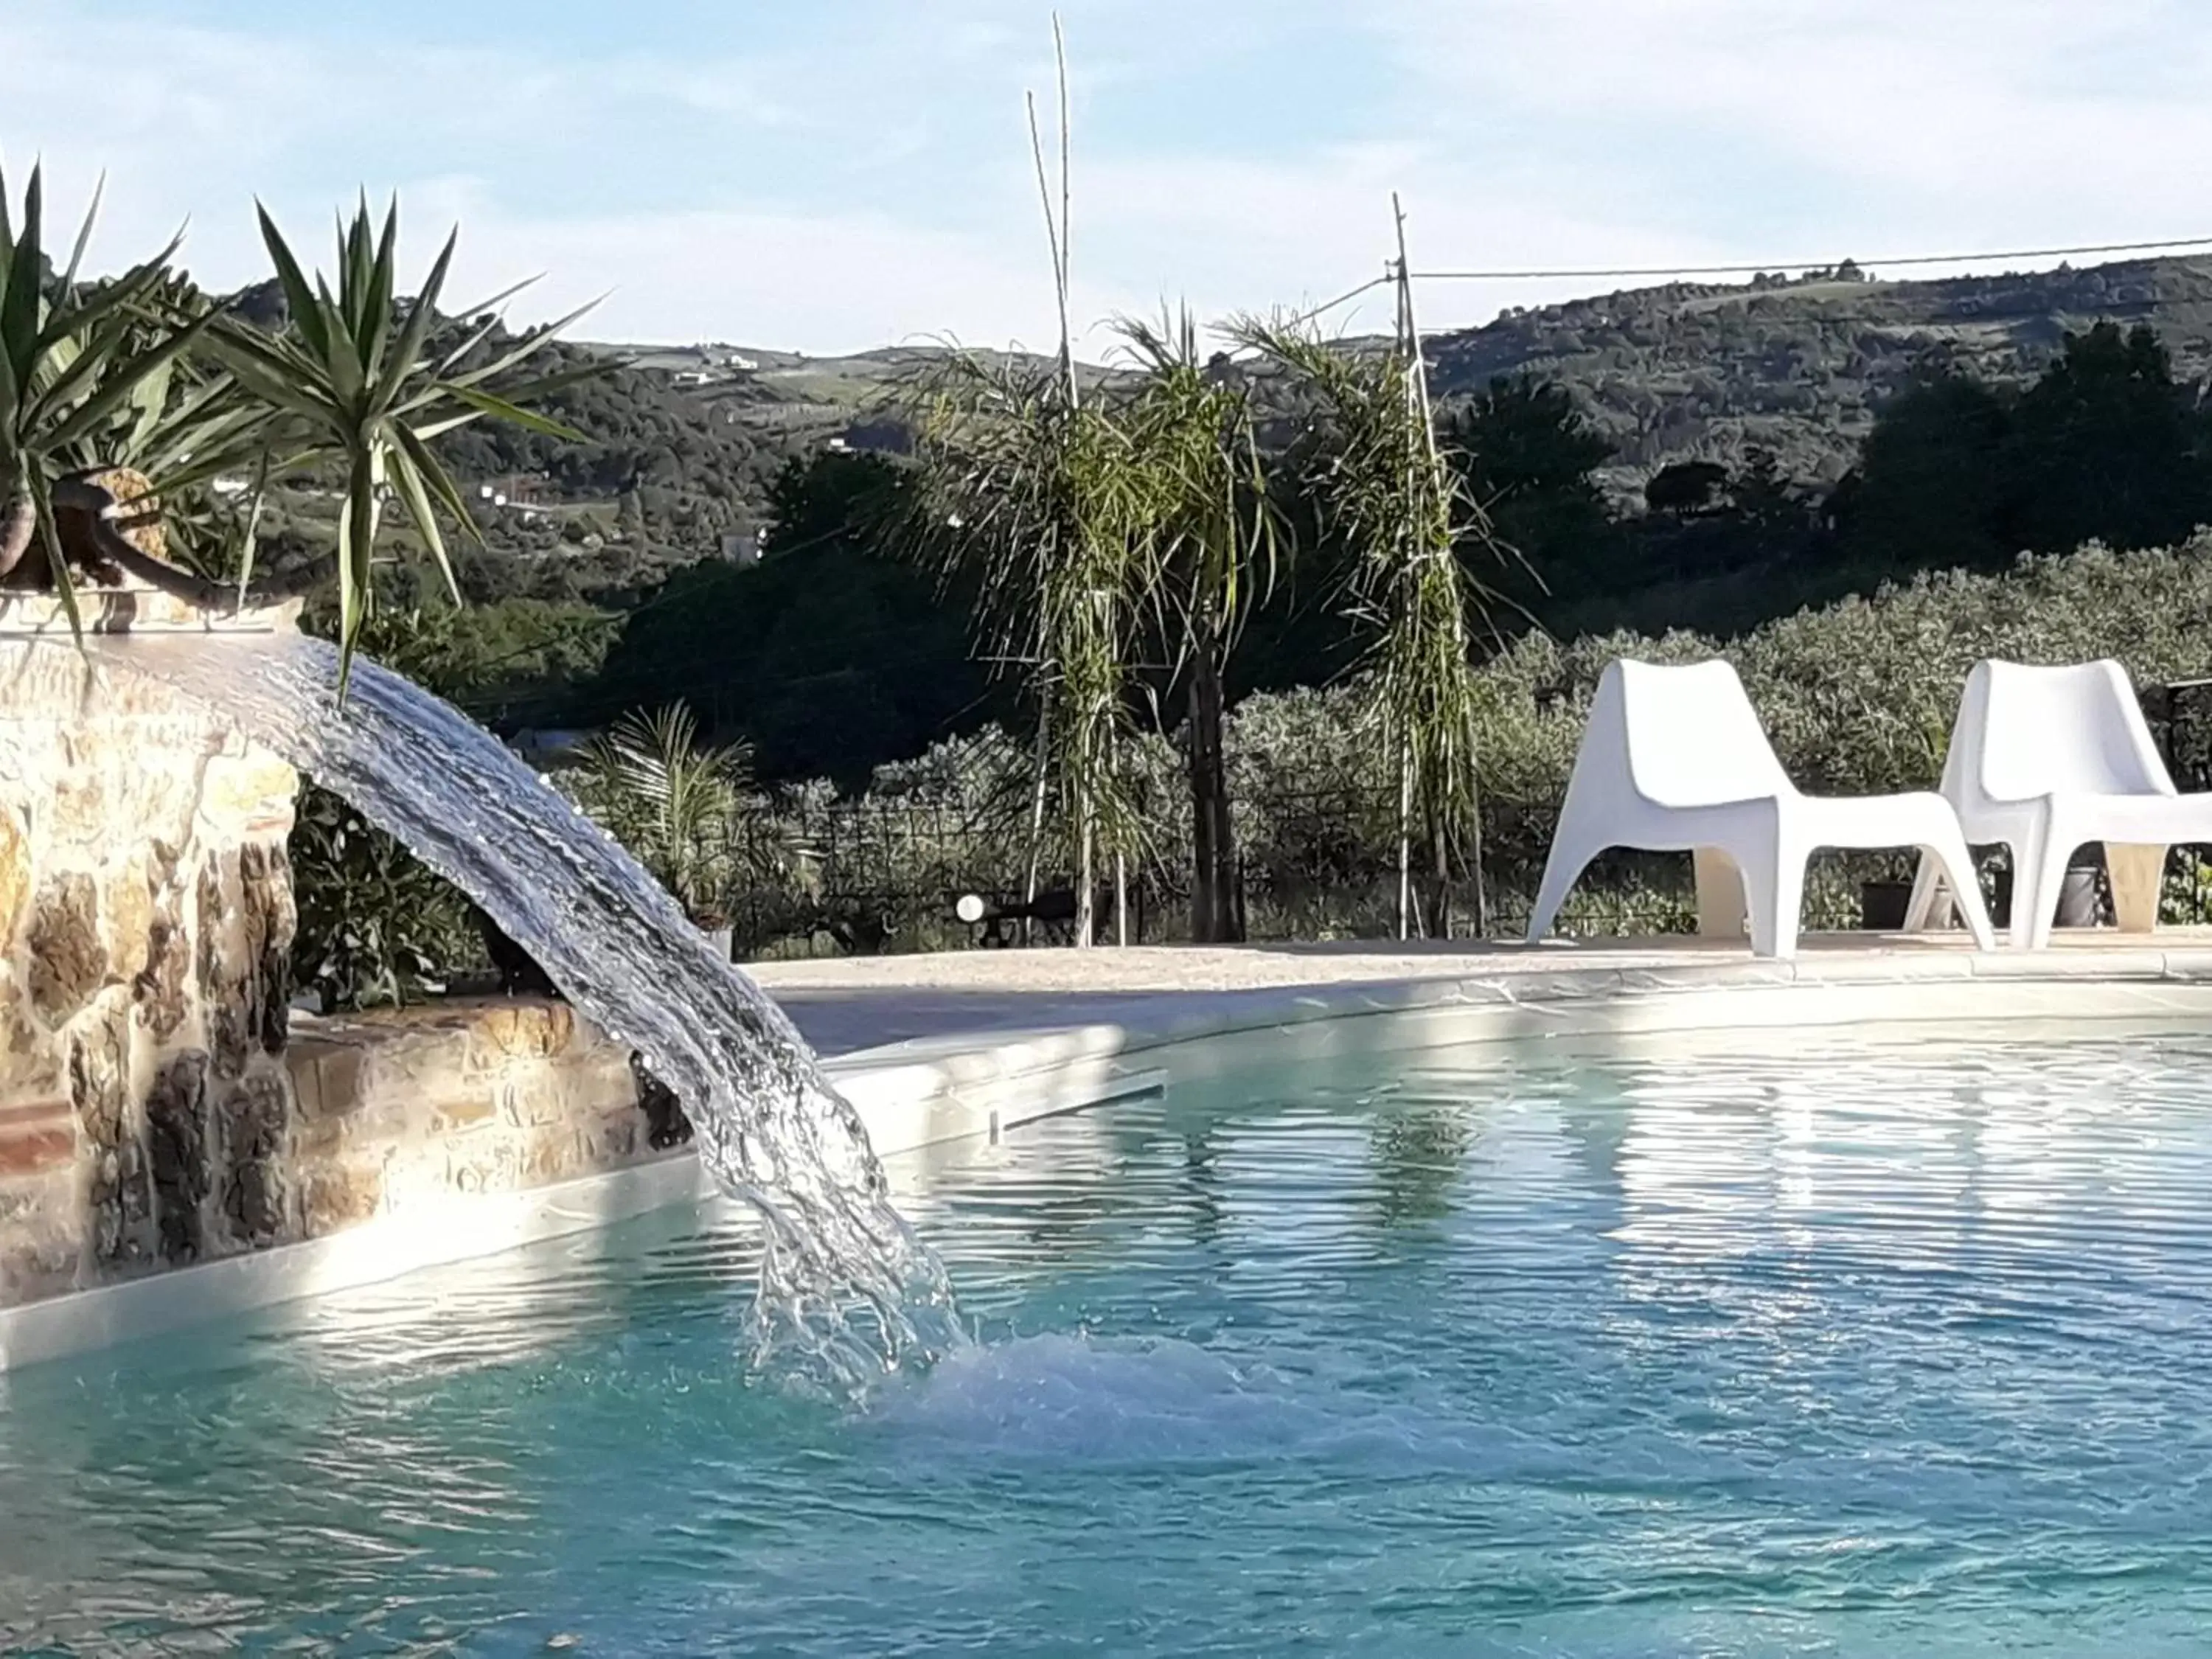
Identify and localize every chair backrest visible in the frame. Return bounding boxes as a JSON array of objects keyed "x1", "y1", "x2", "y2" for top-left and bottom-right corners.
[
  {"x1": 1590, "y1": 658, "x2": 1792, "y2": 808},
  {"x1": 1950, "y1": 658, "x2": 2175, "y2": 807}
]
